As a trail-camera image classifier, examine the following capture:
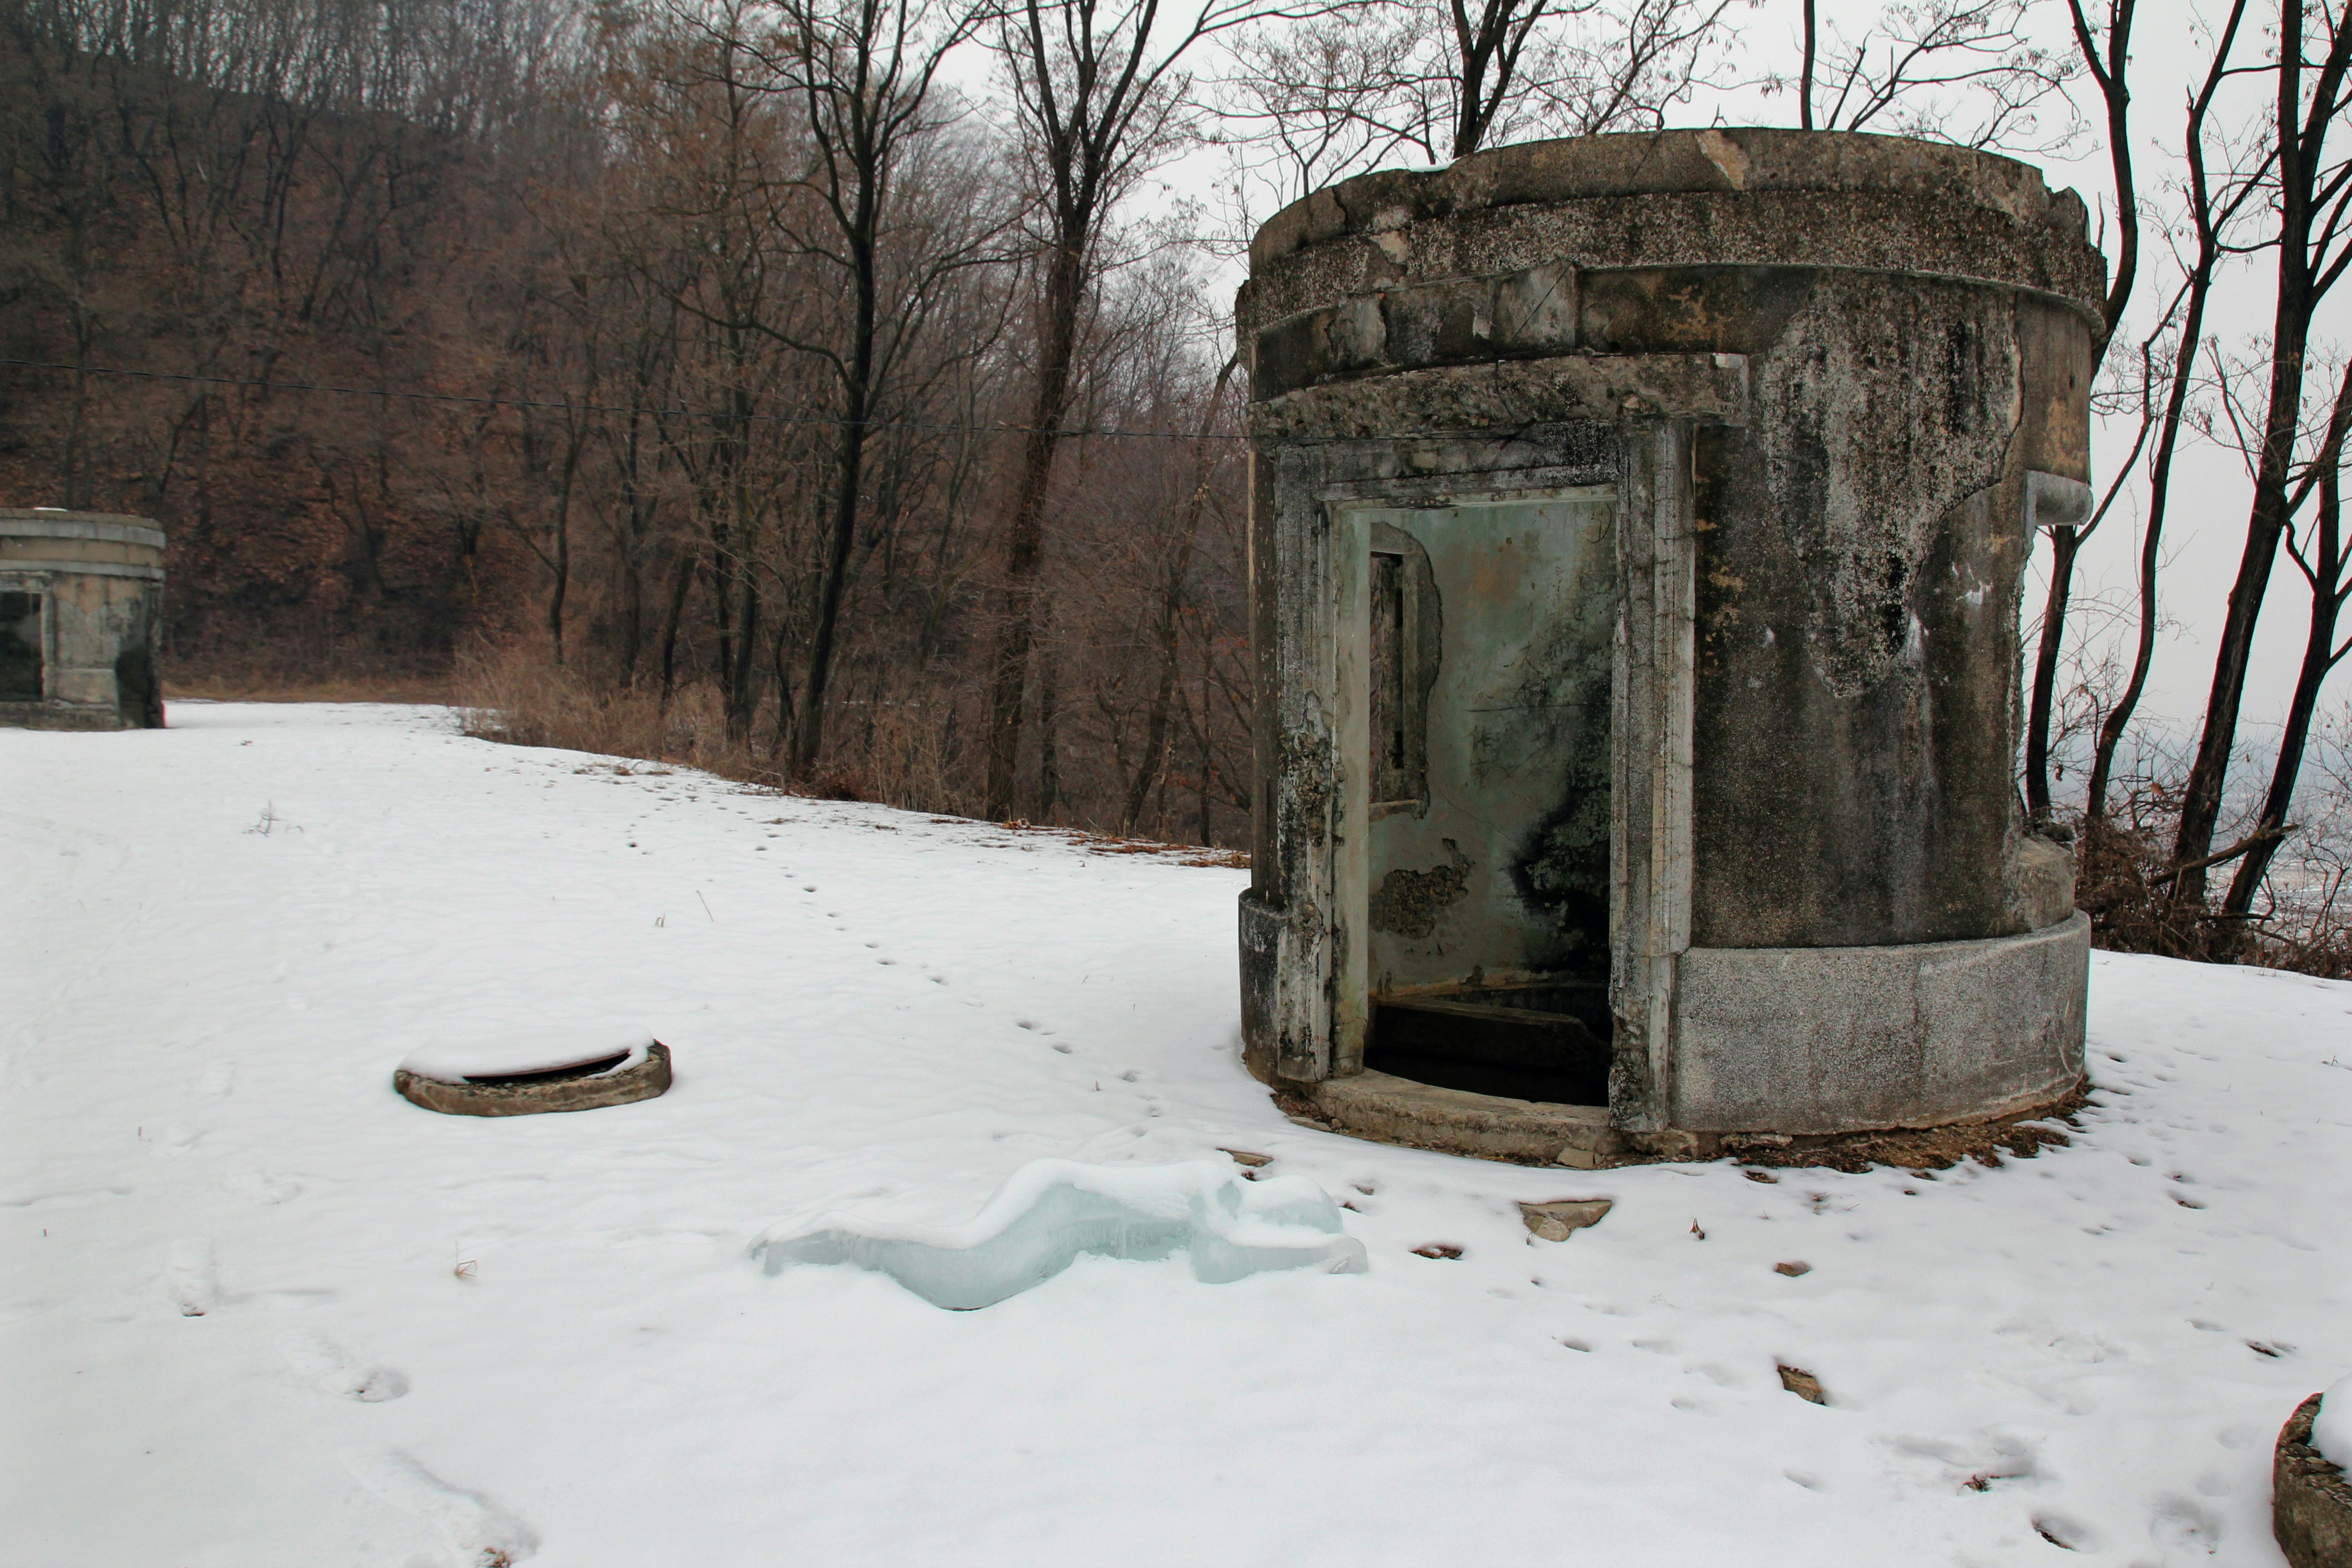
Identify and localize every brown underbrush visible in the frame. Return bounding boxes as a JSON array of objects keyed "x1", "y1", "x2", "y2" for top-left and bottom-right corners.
[
  {"x1": 166, "y1": 647, "x2": 454, "y2": 706},
  {"x1": 2073, "y1": 813, "x2": 2352, "y2": 980},
  {"x1": 451, "y1": 643, "x2": 1242, "y2": 865}
]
